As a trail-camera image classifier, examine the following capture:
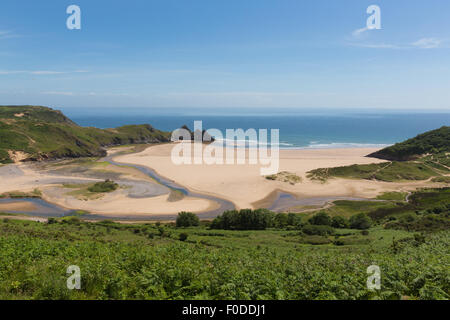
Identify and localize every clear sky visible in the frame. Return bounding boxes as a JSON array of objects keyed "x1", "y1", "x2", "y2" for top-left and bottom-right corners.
[{"x1": 1, "y1": 0, "x2": 449, "y2": 111}]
